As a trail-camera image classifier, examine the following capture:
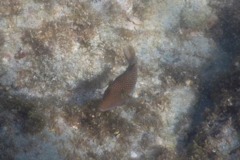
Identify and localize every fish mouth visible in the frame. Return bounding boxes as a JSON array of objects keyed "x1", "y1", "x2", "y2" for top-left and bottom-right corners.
[
  {"x1": 99, "y1": 102, "x2": 120, "y2": 112},
  {"x1": 99, "y1": 107, "x2": 108, "y2": 112},
  {"x1": 99, "y1": 105, "x2": 113, "y2": 112}
]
